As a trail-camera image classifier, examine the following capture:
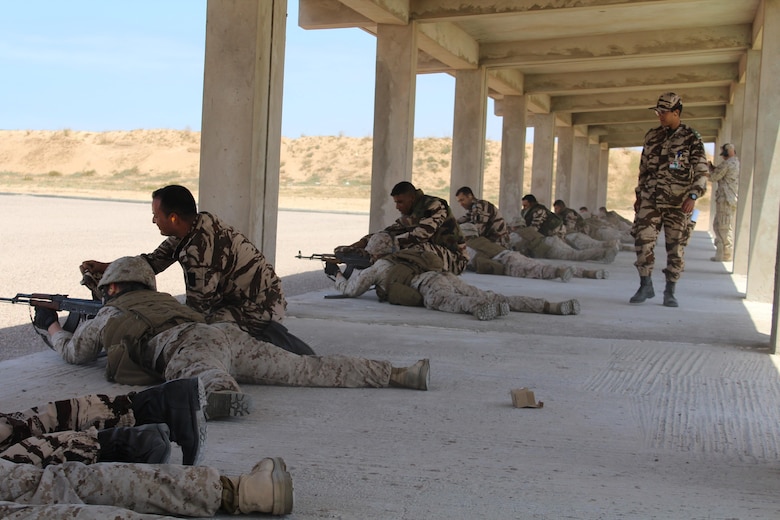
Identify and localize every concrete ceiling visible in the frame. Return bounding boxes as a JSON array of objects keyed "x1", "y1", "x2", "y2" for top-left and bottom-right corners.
[{"x1": 299, "y1": 0, "x2": 764, "y2": 147}]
